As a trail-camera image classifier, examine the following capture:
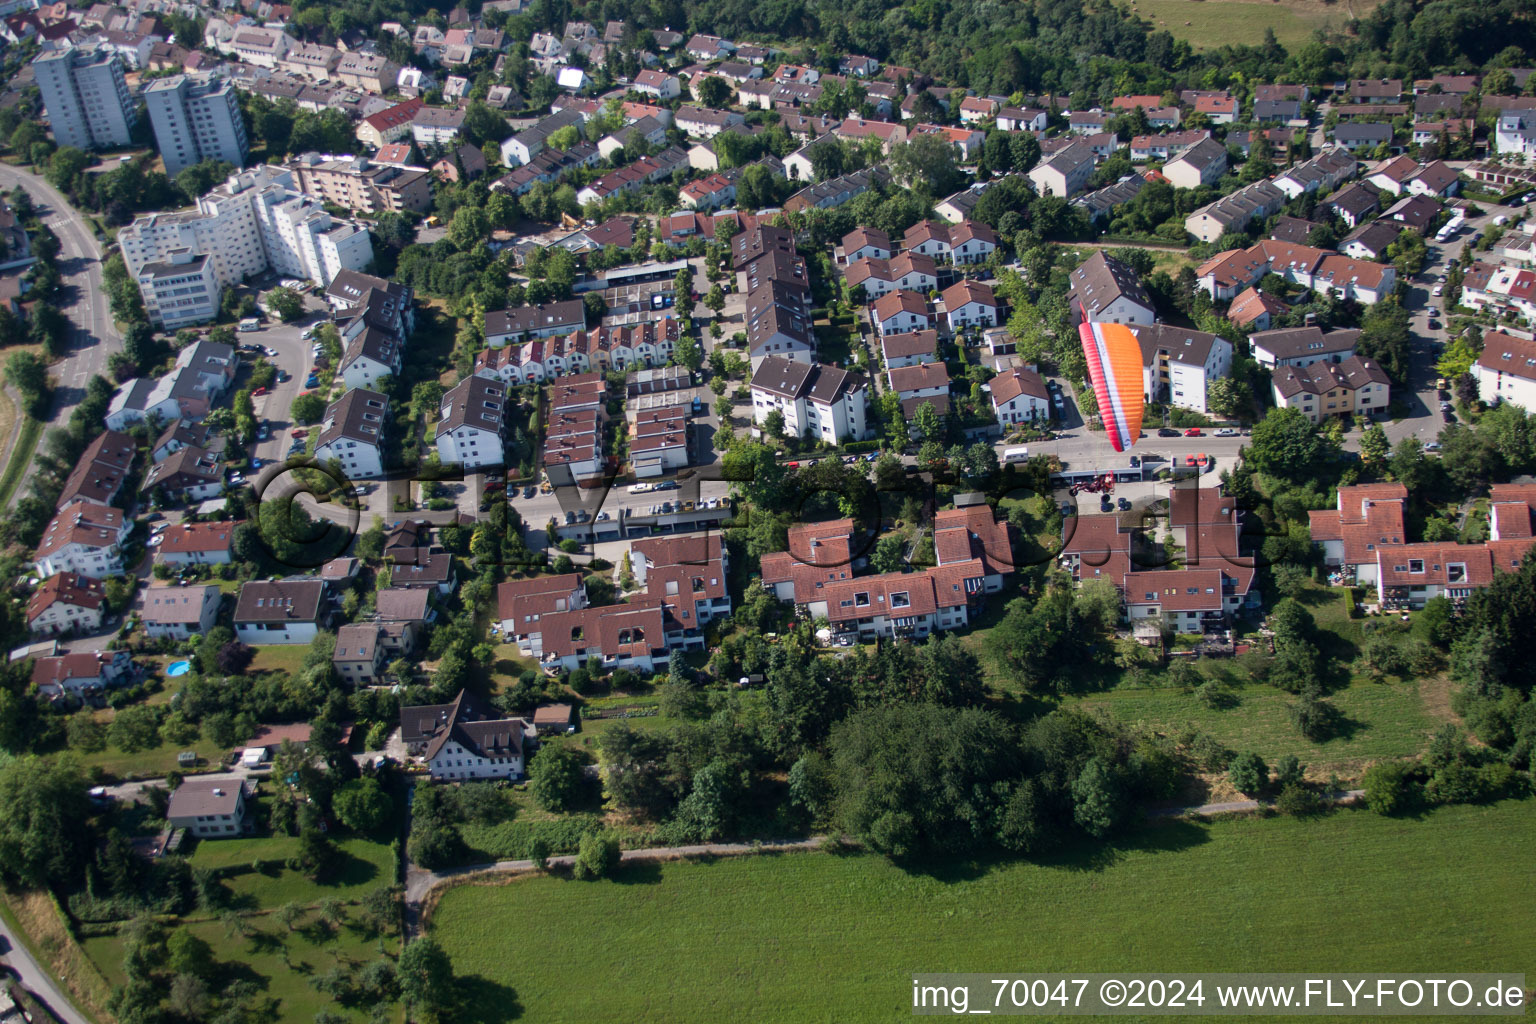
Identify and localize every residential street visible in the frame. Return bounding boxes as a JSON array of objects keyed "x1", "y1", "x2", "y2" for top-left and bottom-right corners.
[{"x1": 0, "y1": 161, "x2": 121, "y2": 508}]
